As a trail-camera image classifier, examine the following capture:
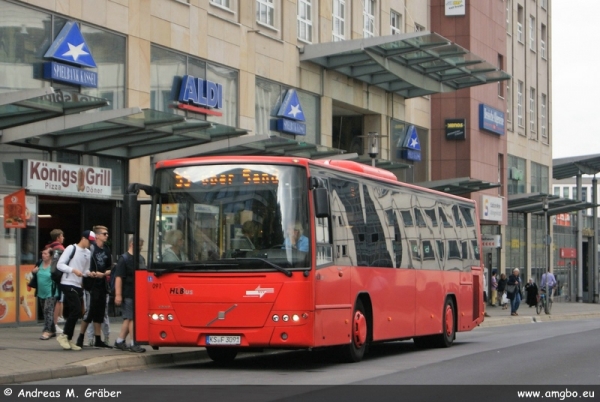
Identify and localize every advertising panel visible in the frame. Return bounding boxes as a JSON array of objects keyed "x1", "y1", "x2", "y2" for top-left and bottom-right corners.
[
  {"x1": 0, "y1": 266, "x2": 17, "y2": 324},
  {"x1": 19, "y1": 264, "x2": 37, "y2": 322},
  {"x1": 3, "y1": 189, "x2": 26, "y2": 229}
]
